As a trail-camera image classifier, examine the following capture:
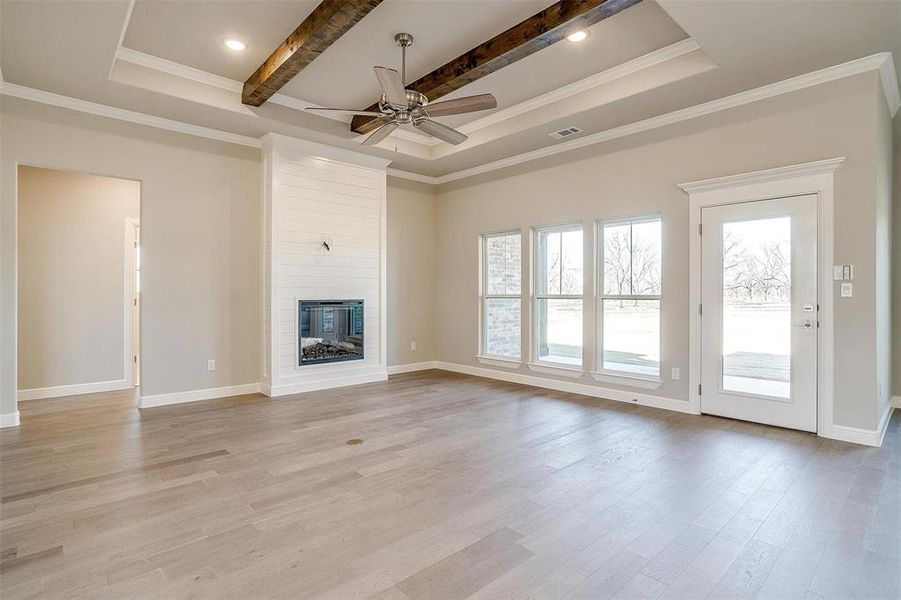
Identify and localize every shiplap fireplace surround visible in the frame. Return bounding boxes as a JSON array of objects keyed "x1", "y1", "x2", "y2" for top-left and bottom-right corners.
[{"x1": 261, "y1": 134, "x2": 391, "y2": 396}]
